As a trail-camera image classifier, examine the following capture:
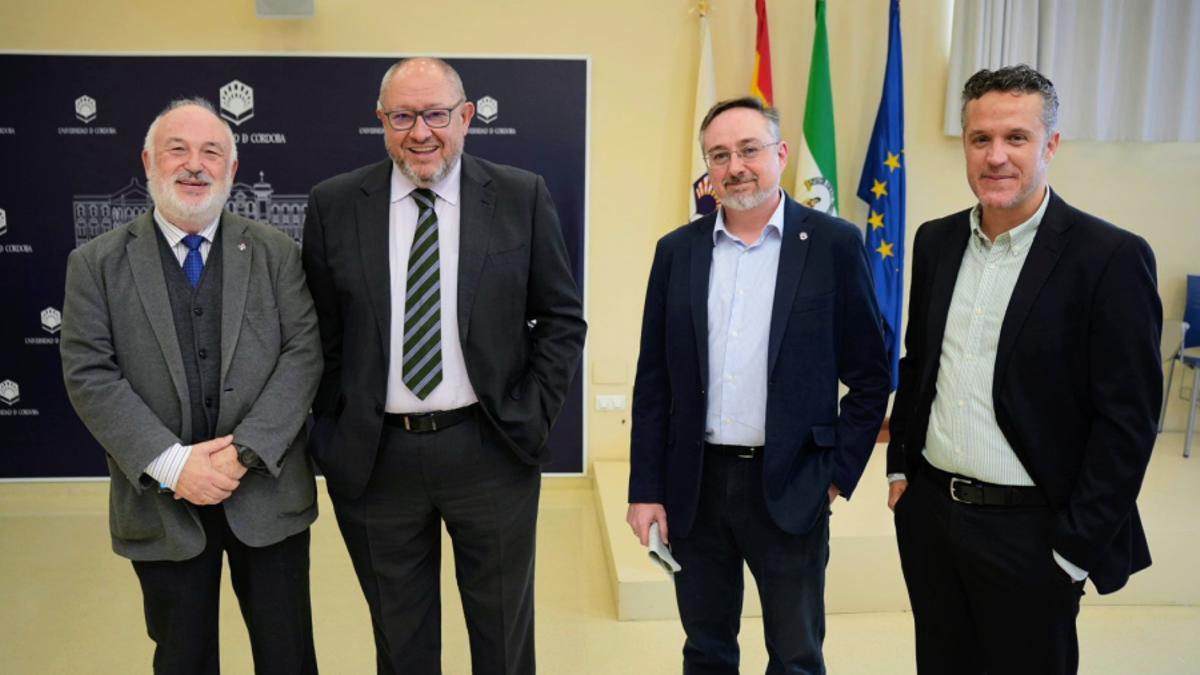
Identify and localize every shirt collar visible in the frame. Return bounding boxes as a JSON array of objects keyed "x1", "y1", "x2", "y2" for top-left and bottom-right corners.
[
  {"x1": 712, "y1": 188, "x2": 786, "y2": 245},
  {"x1": 969, "y1": 186, "x2": 1050, "y2": 252},
  {"x1": 153, "y1": 207, "x2": 221, "y2": 248},
  {"x1": 390, "y1": 157, "x2": 462, "y2": 206}
]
